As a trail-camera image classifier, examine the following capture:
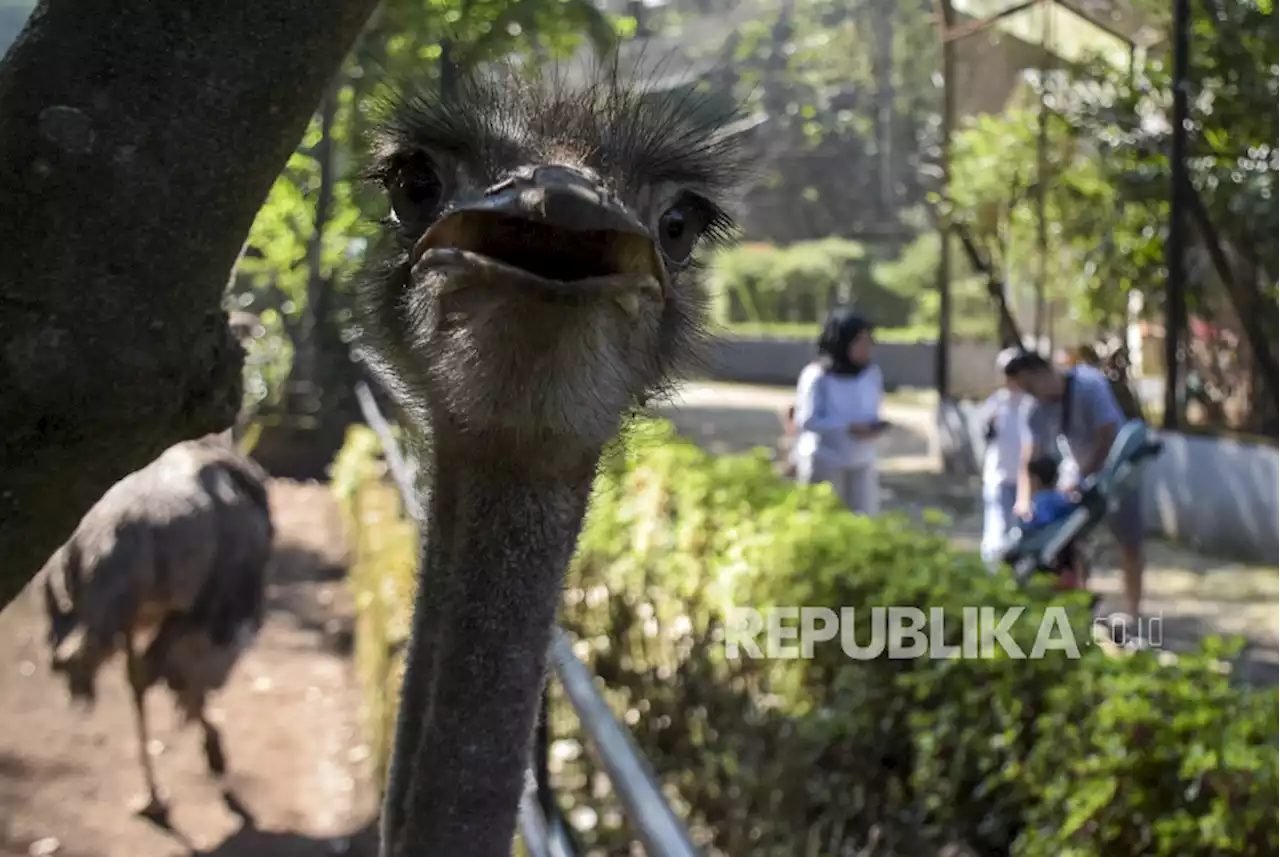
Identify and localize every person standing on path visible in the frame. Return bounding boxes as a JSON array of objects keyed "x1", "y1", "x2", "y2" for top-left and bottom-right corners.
[
  {"x1": 1005, "y1": 350, "x2": 1147, "y2": 622},
  {"x1": 979, "y1": 348, "x2": 1031, "y2": 569},
  {"x1": 792, "y1": 307, "x2": 887, "y2": 515}
]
